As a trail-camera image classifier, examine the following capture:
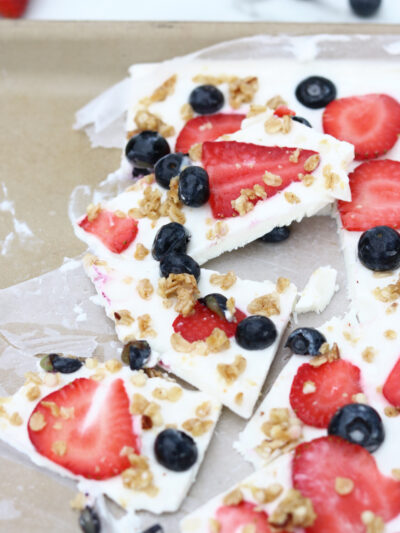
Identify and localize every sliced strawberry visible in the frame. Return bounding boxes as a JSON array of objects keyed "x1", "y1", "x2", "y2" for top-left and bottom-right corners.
[
  {"x1": 173, "y1": 301, "x2": 246, "y2": 343},
  {"x1": 338, "y1": 160, "x2": 400, "y2": 231},
  {"x1": 215, "y1": 501, "x2": 275, "y2": 533},
  {"x1": 0, "y1": 0, "x2": 29, "y2": 18},
  {"x1": 383, "y1": 357, "x2": 400, "y2": 408},
  {"x1": 292, "y1": 436, "x2": 400, "y2": 533},
  {"x1": 323, "y1": 94, "x2": 400, "y2": 160},
  {"x1": 202, "y1": 141, "x2": 319, "y2": 218},
  {"x1": 28, "y1": 378, "x2": 139, "y2": 480},
  {"x1": 175, "y1": 113, "x2": 245, "y2": 153},
  {"x1": 274, "y1": 105, "x2": 296, "y2": 117},
  {"x1": 289, "y1": 359, "x2": 362, "y2": 428},
  {"x1": 79, "y1": 210, "x2": 138, "y2": 253}
]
